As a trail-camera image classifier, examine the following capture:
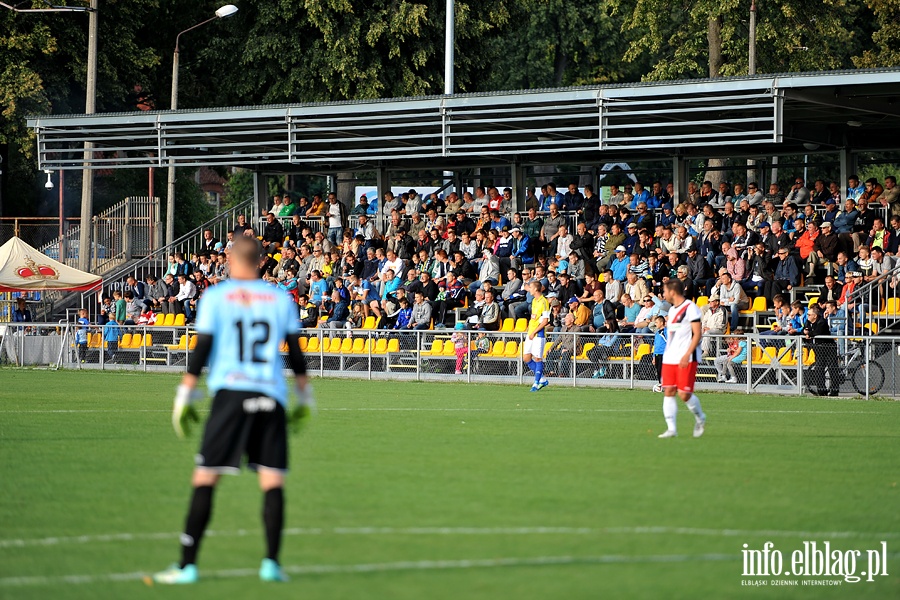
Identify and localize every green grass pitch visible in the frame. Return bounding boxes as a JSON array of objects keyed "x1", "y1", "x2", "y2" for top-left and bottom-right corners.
[{"x1": 0, "y1": 370, "x2": 898, "y2": 599}]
